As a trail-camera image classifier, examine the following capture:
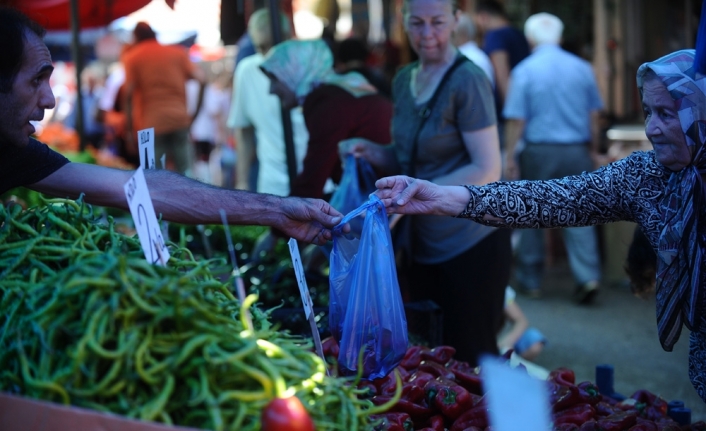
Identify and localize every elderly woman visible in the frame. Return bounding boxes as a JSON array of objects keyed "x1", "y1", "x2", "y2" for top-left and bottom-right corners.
[
  {"x1": 259, "y1": 39, "x2": 392, "y2": 200},
  {"x1": 375, "y1": 49, "x2": 706, "y2": 401}
]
